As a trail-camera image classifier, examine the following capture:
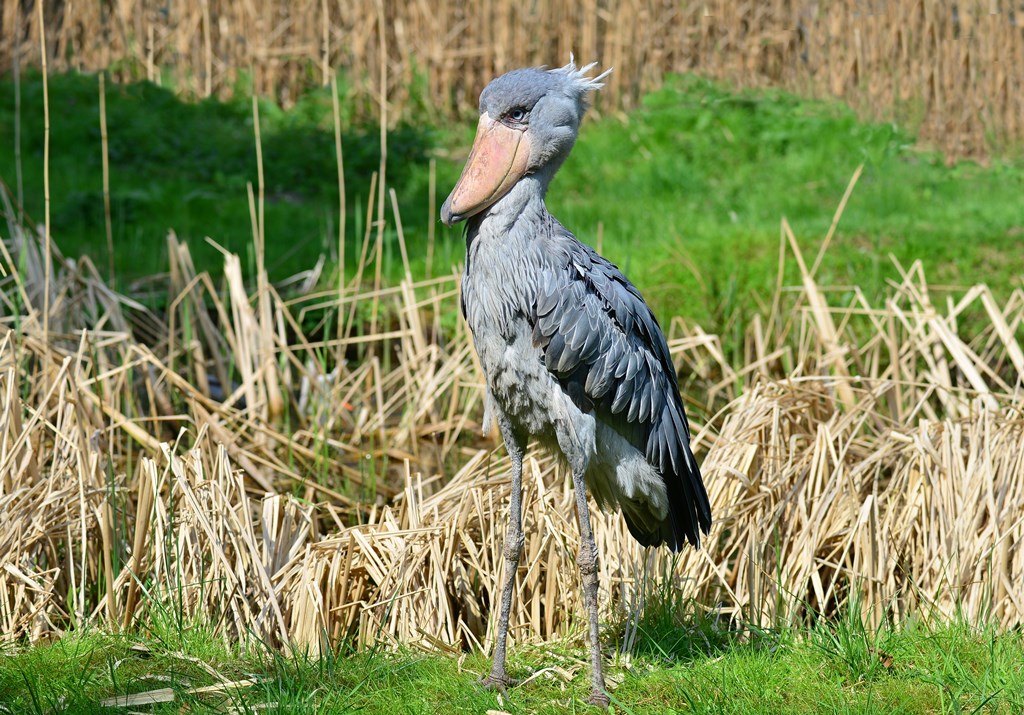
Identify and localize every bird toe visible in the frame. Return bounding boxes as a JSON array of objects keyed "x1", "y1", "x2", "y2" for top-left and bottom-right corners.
[{"x1": 479, "y1": 672, "x2": 517, "y2": 693}]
